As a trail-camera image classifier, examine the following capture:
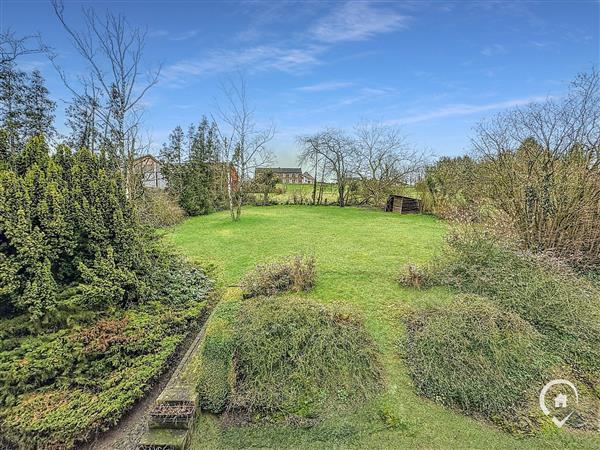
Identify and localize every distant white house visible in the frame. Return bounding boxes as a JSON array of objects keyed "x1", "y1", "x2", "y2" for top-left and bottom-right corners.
[
  {"x1": 302, "y1": 171, "x2": 315, "y2": 184},
  {"x1": 134, "y1": 155, "x2": 167, "y2": 189}
]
